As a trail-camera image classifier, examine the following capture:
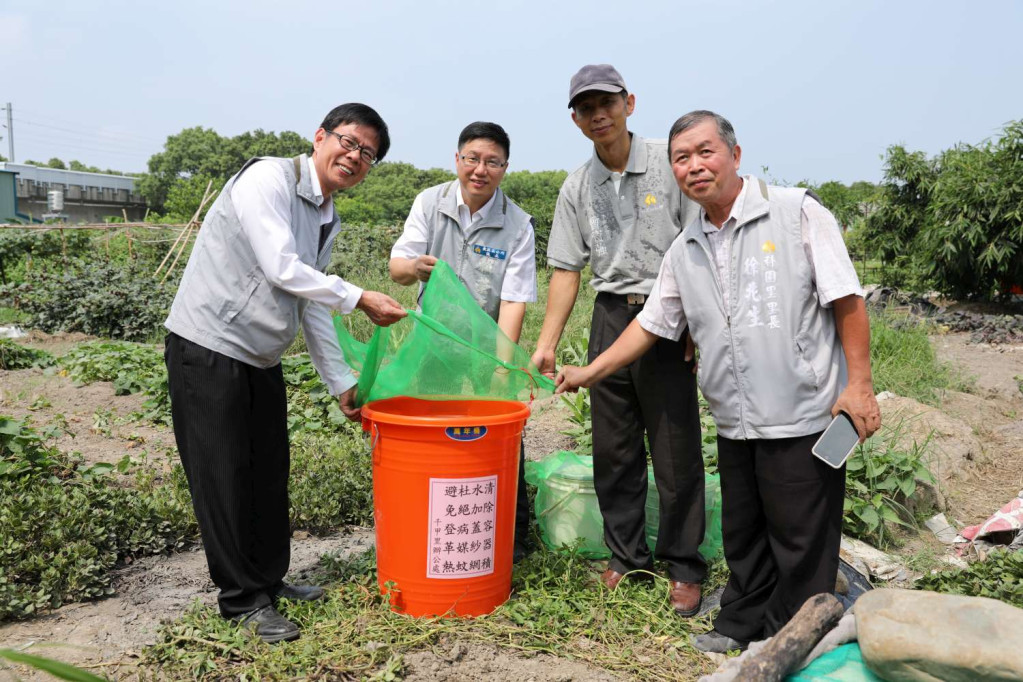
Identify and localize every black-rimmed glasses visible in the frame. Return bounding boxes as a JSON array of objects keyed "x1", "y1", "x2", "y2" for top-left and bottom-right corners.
[{"x1": 325, "y1": 130, "x2": 378, "y2": 165}]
